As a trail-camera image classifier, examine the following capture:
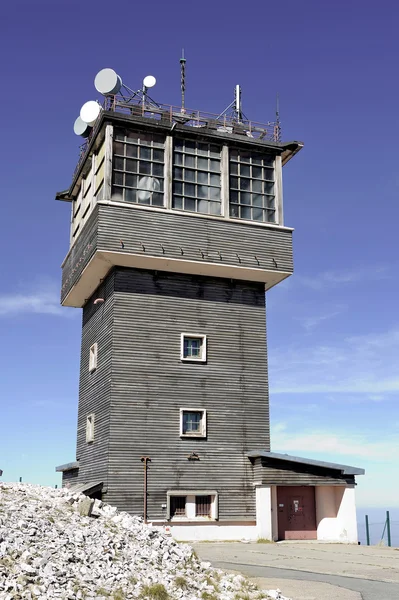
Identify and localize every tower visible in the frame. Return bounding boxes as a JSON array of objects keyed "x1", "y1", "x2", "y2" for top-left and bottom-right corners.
[{"x1": 56, "y1": 68, "x2": 363, "y2": 542}]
